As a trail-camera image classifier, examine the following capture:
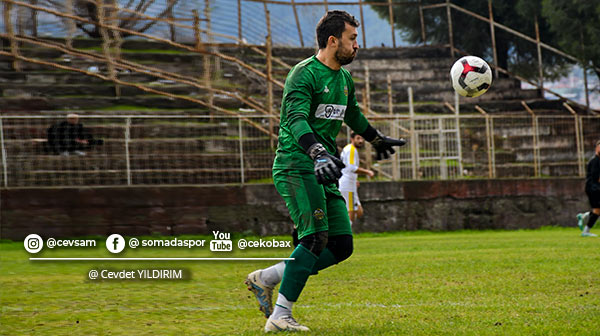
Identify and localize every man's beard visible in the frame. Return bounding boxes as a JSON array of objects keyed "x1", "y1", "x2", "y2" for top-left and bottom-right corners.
[{"x1": 335, "y1": 48, "x2": 356, "y2": 66}]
